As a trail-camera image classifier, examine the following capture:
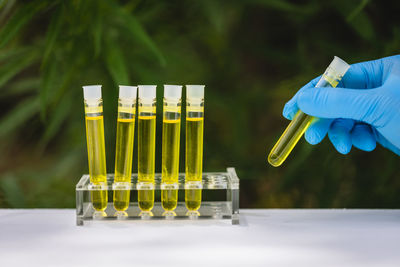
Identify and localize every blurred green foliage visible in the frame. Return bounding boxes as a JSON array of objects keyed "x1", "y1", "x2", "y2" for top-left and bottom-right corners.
[{"x1": 0, "y1": 0, "x2": 399, "y2": 208}]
